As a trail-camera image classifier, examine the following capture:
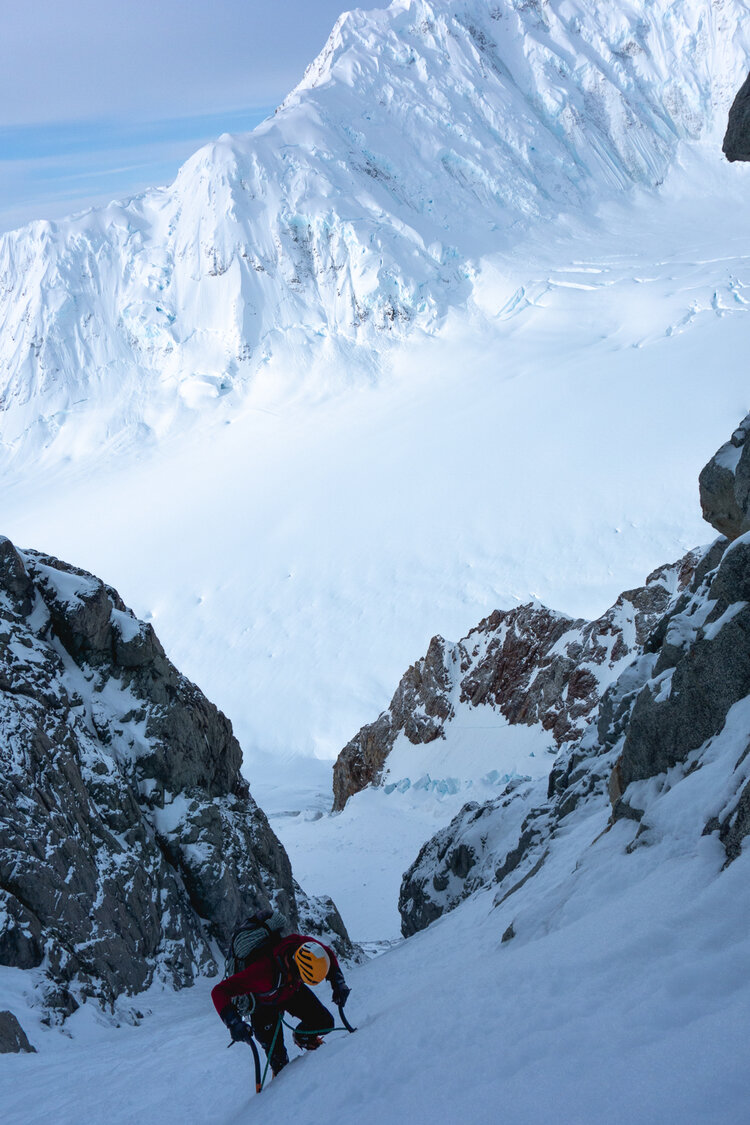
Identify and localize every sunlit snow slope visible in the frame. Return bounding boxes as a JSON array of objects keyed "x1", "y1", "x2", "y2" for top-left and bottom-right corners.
[{"x1": 3, "y1": 729, "x2": 748, "y2": 1125}]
